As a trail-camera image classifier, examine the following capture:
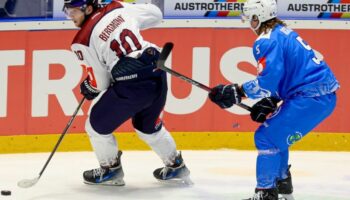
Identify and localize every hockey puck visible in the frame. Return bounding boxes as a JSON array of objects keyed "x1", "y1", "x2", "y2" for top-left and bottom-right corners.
[
  {"x1": 1, "y1": 190, "x2": 11, "y2": 196},
  {"x1": 232, "y1": 123, "x2": 240, "y2": 128}
]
